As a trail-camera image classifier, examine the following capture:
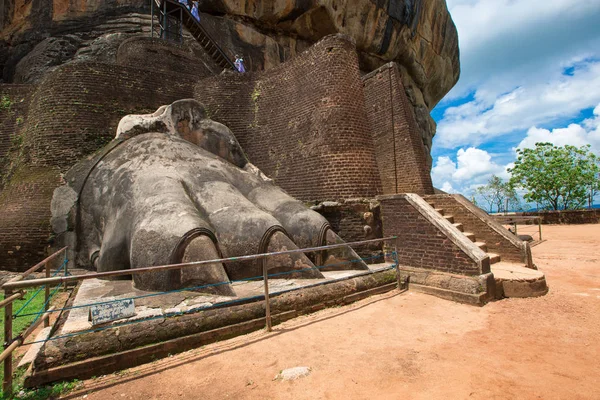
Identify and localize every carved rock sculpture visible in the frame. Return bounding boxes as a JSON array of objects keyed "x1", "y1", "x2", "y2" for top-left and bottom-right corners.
[{"x1": 52, "y1": 99, "x2": 368, "y2": 294}]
